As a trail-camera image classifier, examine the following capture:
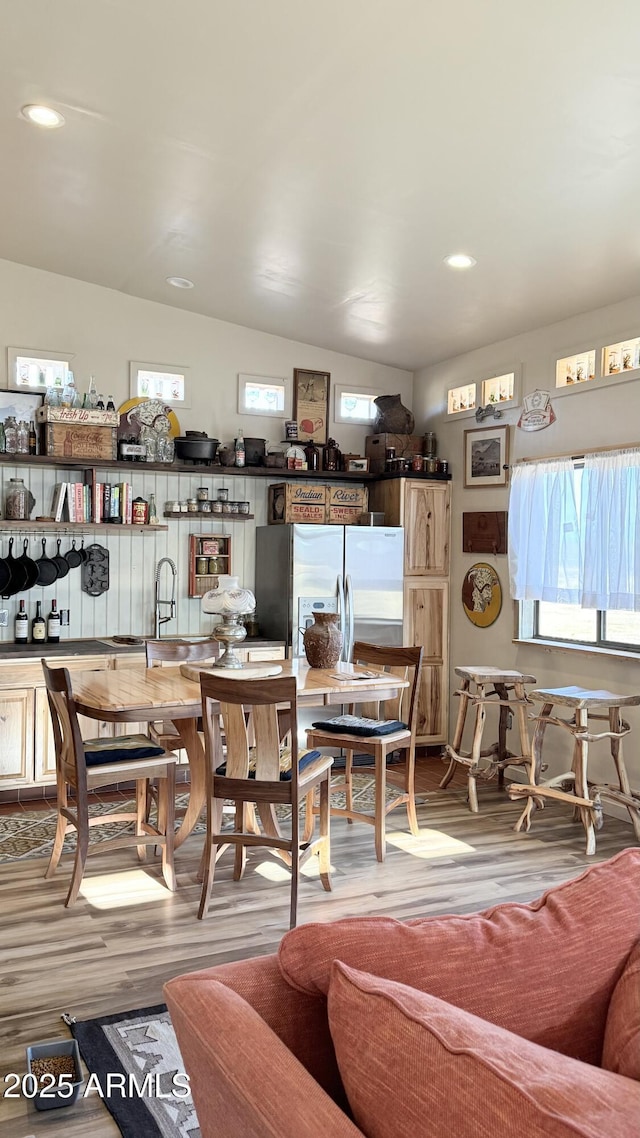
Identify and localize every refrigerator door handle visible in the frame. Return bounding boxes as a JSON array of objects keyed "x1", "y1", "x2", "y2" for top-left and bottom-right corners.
[
  {"x1": 345, "y1": 573, "x2": 355, "y2": 662},
  {"x1": 337, "y1": 574, "x2": 348, "y2": 660}
]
